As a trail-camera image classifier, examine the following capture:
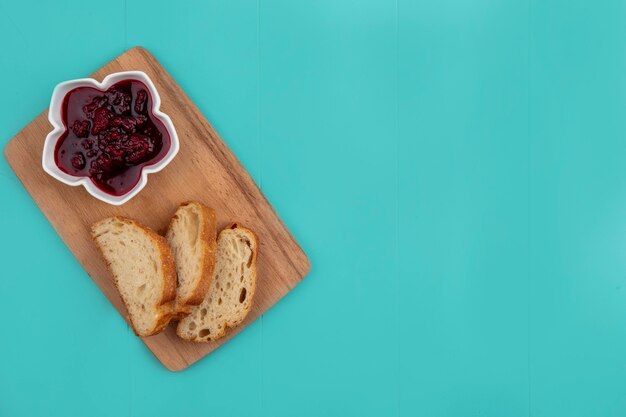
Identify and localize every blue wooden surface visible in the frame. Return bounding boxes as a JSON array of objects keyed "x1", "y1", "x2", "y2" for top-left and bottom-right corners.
[{"x1": 1, "y1": 0, "x2": 625, "y2": 416}]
